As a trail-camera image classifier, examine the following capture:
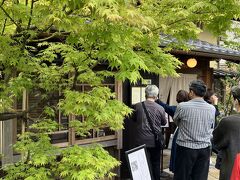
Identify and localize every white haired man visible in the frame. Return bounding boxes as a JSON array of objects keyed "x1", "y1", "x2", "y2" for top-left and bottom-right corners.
[{"x1": 132, "y1": 85, "x2": 167, "y2": 180}]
